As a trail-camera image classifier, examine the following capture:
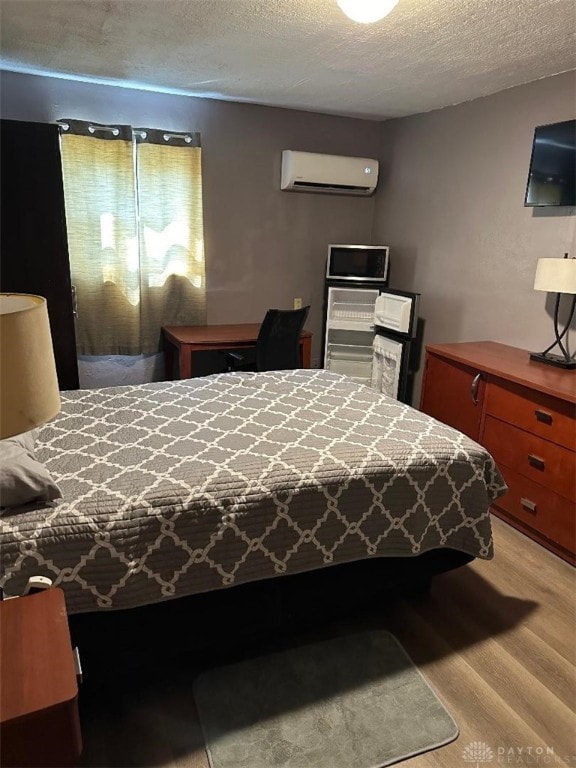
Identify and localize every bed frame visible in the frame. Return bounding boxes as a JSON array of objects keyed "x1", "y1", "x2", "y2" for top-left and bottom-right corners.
[{"x1": 68, "y1": 548, "x2": 473, "y2": 680}]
